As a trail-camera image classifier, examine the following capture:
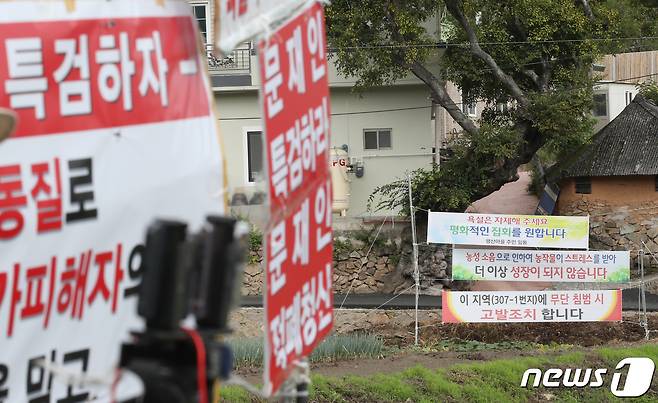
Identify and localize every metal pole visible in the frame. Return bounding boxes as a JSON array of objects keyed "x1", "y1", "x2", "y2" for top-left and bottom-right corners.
[
  {"x1": 640, "y1": 249, "x2": 649, "y2": 340},
  {"x1": 295, "y1": 358, "x2": 310, "y2": 403},
  {"x1": 281, "y1": 378, "x2": 296, "y2": 403},
  {"x1": 432, "y1": 102, "x2": 443, "y2": 167},
  {"x1": 407, "y1": 173, "x2": 420, "y2": 346}
]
